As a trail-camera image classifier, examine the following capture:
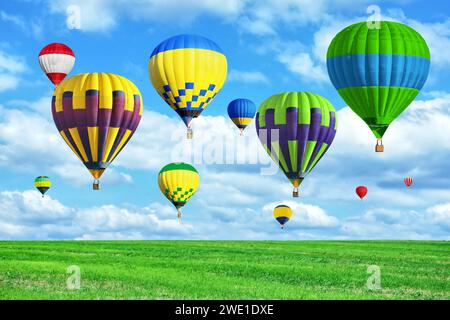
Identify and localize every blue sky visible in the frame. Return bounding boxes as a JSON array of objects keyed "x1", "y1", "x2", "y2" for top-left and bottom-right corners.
[{"x1": 0, "y1": 0, "x2": 449, "y2": 240}]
